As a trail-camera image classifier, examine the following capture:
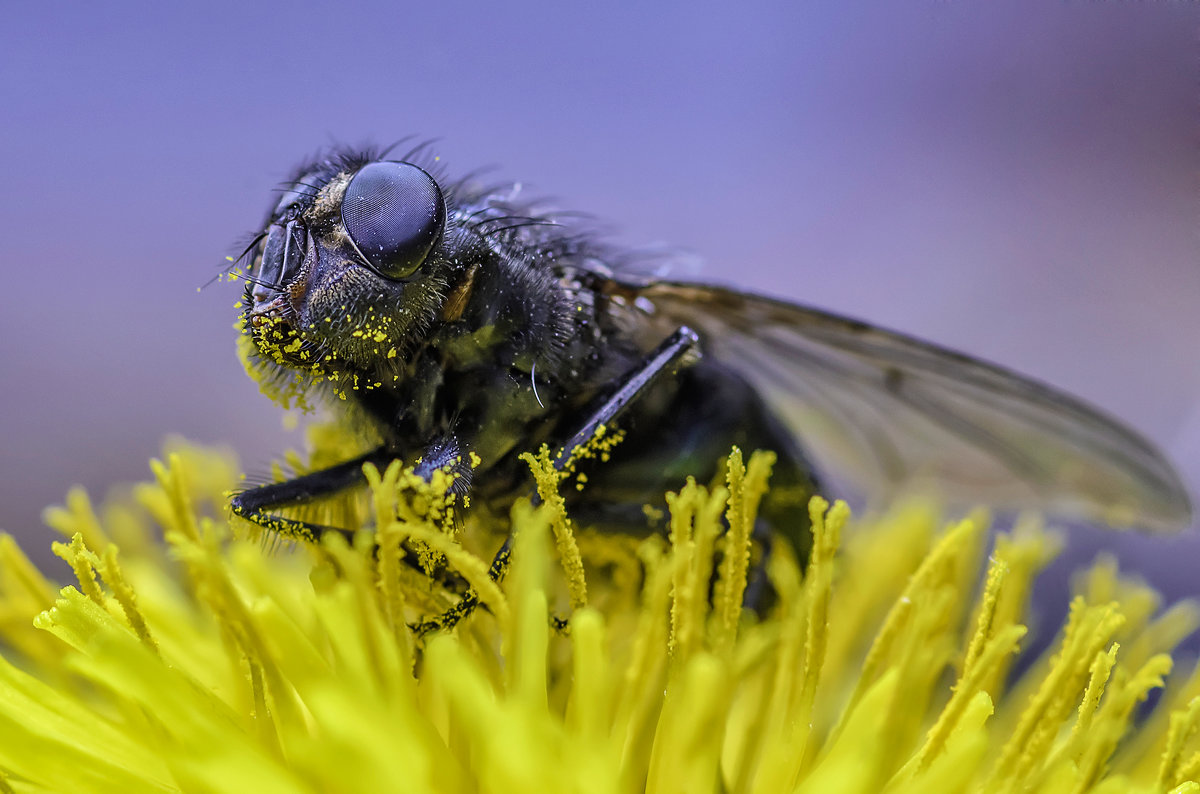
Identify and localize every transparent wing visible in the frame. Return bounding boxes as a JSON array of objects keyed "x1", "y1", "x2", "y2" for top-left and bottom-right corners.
[{"x1": 627, "y1": 281, "x2": 1191, "y2": 532}]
